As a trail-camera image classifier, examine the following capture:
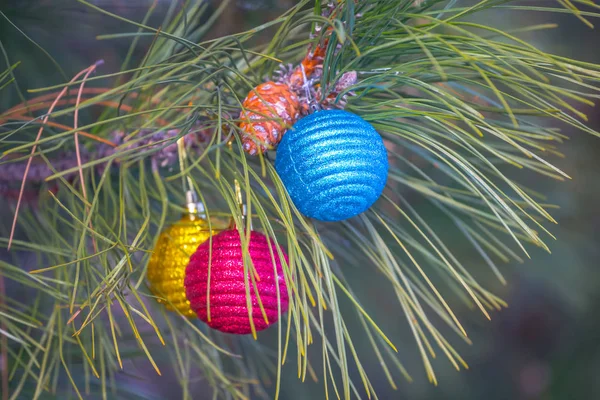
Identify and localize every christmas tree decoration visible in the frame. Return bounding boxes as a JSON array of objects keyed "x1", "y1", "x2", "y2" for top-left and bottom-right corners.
[
  {"x1": 239, "y1": 81, "x2": 300, "y2": 155},
  {"x1": 184, "y1": 229, "x2": 289, "y2": 334},
  {"x1": 147, "y1": 211, "x2": 220, "y2": 317},
  {"x1": 4, "y1": 1, "x2": 600, "y2": 399},
  {"x1": 275, "y1": 109, "x2": 388, "y2": 221}
]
